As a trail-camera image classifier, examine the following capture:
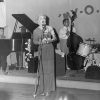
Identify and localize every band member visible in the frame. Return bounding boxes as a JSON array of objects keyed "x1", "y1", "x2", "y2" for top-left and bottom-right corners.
[
  {"x1": 59, "y1": 18, "x2": 76, "y2": 70},
  {"x1": 33, "y1": 15, "x2": 56, "y2": 97}
]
